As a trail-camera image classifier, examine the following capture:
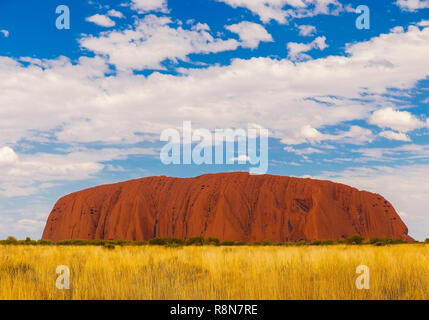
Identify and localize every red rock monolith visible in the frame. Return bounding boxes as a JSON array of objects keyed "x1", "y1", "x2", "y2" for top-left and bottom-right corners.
[{"x1": 42, "y1": 172, "x2": 412, "y2": 242}]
